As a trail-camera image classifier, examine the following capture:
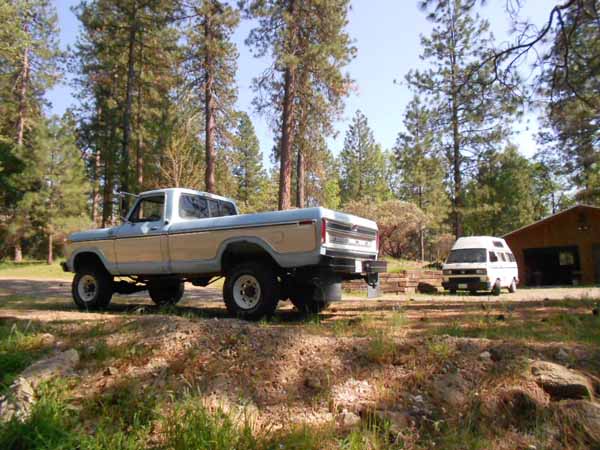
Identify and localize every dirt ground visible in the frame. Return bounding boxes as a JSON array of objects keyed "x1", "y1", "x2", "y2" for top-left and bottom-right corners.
[{"x1": 1, "y1": 277, "x2": 599, "y2": 449}]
